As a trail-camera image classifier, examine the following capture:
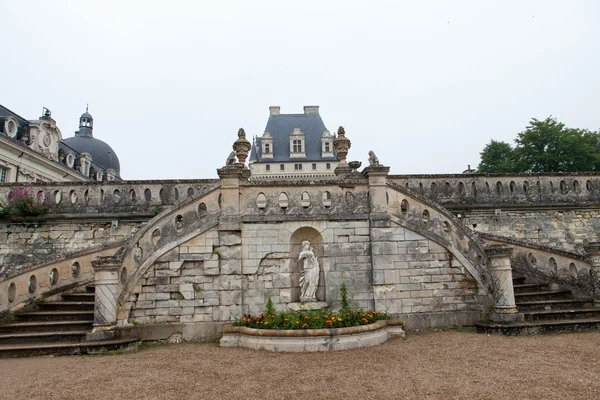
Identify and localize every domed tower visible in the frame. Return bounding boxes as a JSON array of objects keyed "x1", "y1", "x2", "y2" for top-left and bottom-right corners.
[{"x1": 62, "y1": 106, "x2": 121, "y2": 177}]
